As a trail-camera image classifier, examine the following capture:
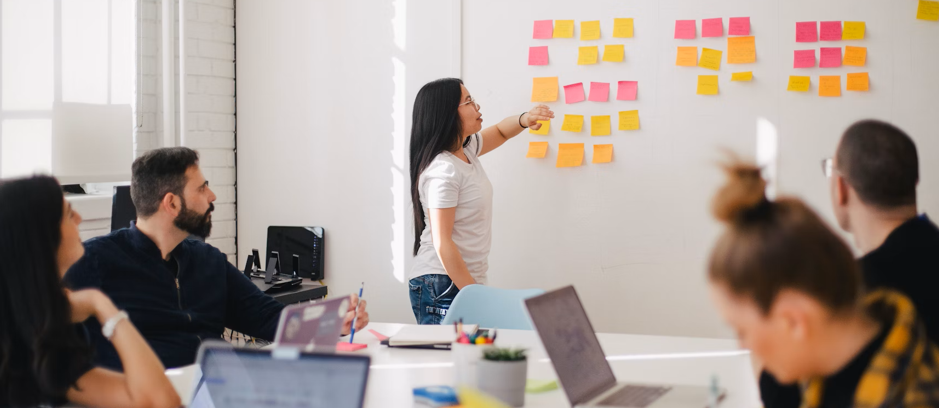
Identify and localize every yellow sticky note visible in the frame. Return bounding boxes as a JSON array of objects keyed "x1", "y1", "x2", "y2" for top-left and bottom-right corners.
[
  {"x1": 613, "y1": 18, "x2": 634, "y2": 38},
  {"x1": 602, "y1": 44, "x2": 625, "y2": 62},
  {"x1": 787, "y1": 76, "x2": 811, "y2": 92},
  {"x1": 731, "y1": 71, "x2": 753, "y2": 81},
  {"x1": 918, "y1": 0, "x2": 939, "y2": 21},
  {"x1": 676, "y1": 46, "x2": 698, "y2": 67},
  {"x1": 618, "y1": 110, "x2": 640, "y2": 130},
  {"x1": 561, "y1": 114, "x2": 584, "y2": 132},
  {"x1": 531, "y1": 77, "x2": 558, "y2": 102},
  {"x1": 819, "y1": 75, "x2": 841, "y2": 97},
  {"x1": 697, "y1": 75, "x2": 719, "y2": 95},
  {"x1": 698, "y1": 48, "x2": 723, "y2": 71},
  {"x1": 556, "y1": 143, "x2": 585, "y2": 168},
  {"x1": 554, "y1": 20, "x2": 574, "y2": 38},
  {"x1": 727, "y1": 36, "x2": 756, "y2": 64},
  {"x1": 847, "y1": 72, "x2": 870, "y2": 91},
  {"x1": 458, "y1": 386, "x2": 512, "y2": 408},
  {"x1": 526, "y1": 141, "x2": 549, "y2": 158},
  {"x1": 593, "y1": 144, "x2": 614, "y2": 164},
  {"x1": 578, "y1": 46, "x2": 599, "y2": 65},
  {"x1": 843, "y1": 46, "x2": 867, "y2": 67},
  {"x1": 591, "y1": 115, "x2": 611, "y2": 136},
  {"x1": 580, "y1": 20, "x2": 601, "y2": 40},
  {"x1": 529, "y1": 120, "x2": 550, "y2": 135},
  {"x1": 842, "y1": 21, "x2": 865, "y2": 40}
]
